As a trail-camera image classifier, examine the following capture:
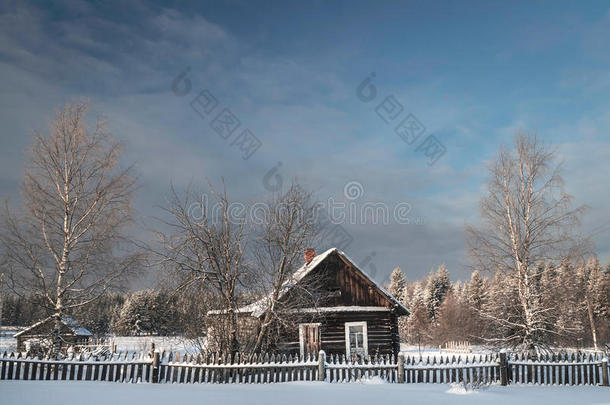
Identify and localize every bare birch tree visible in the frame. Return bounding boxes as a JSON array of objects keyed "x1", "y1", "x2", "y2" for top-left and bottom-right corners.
[
  {"x1": 466, "y1": 132, "x2": 587, "y2": 351},
  {"x1": 0, "y1": 101, "x2": 139, "y2": 354},
  {"x1": 250, "y1": 182, "x2": 319, "y2": 352},
  {"x1": 153, "y1": 183, "x2": 250, "y2": 354}
]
